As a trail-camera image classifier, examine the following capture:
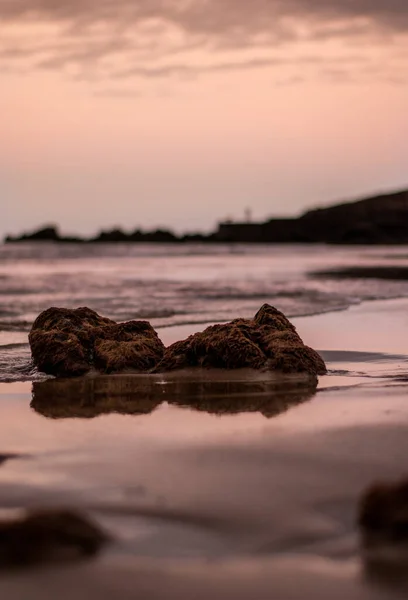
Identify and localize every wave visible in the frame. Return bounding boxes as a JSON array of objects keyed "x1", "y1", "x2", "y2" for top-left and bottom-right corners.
[
  {"x1": 116, "y1": 308, "x2": 180, "y2": 320},
  {"x1": 0, "y1": 320, "x2": 32, "y2": 332},
  {"x1": 0, "y1": 348, "x2": 39, "y2": 383},
  {"x1": 0, "y1": 343, "x2": 28, "y2": 350}
]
